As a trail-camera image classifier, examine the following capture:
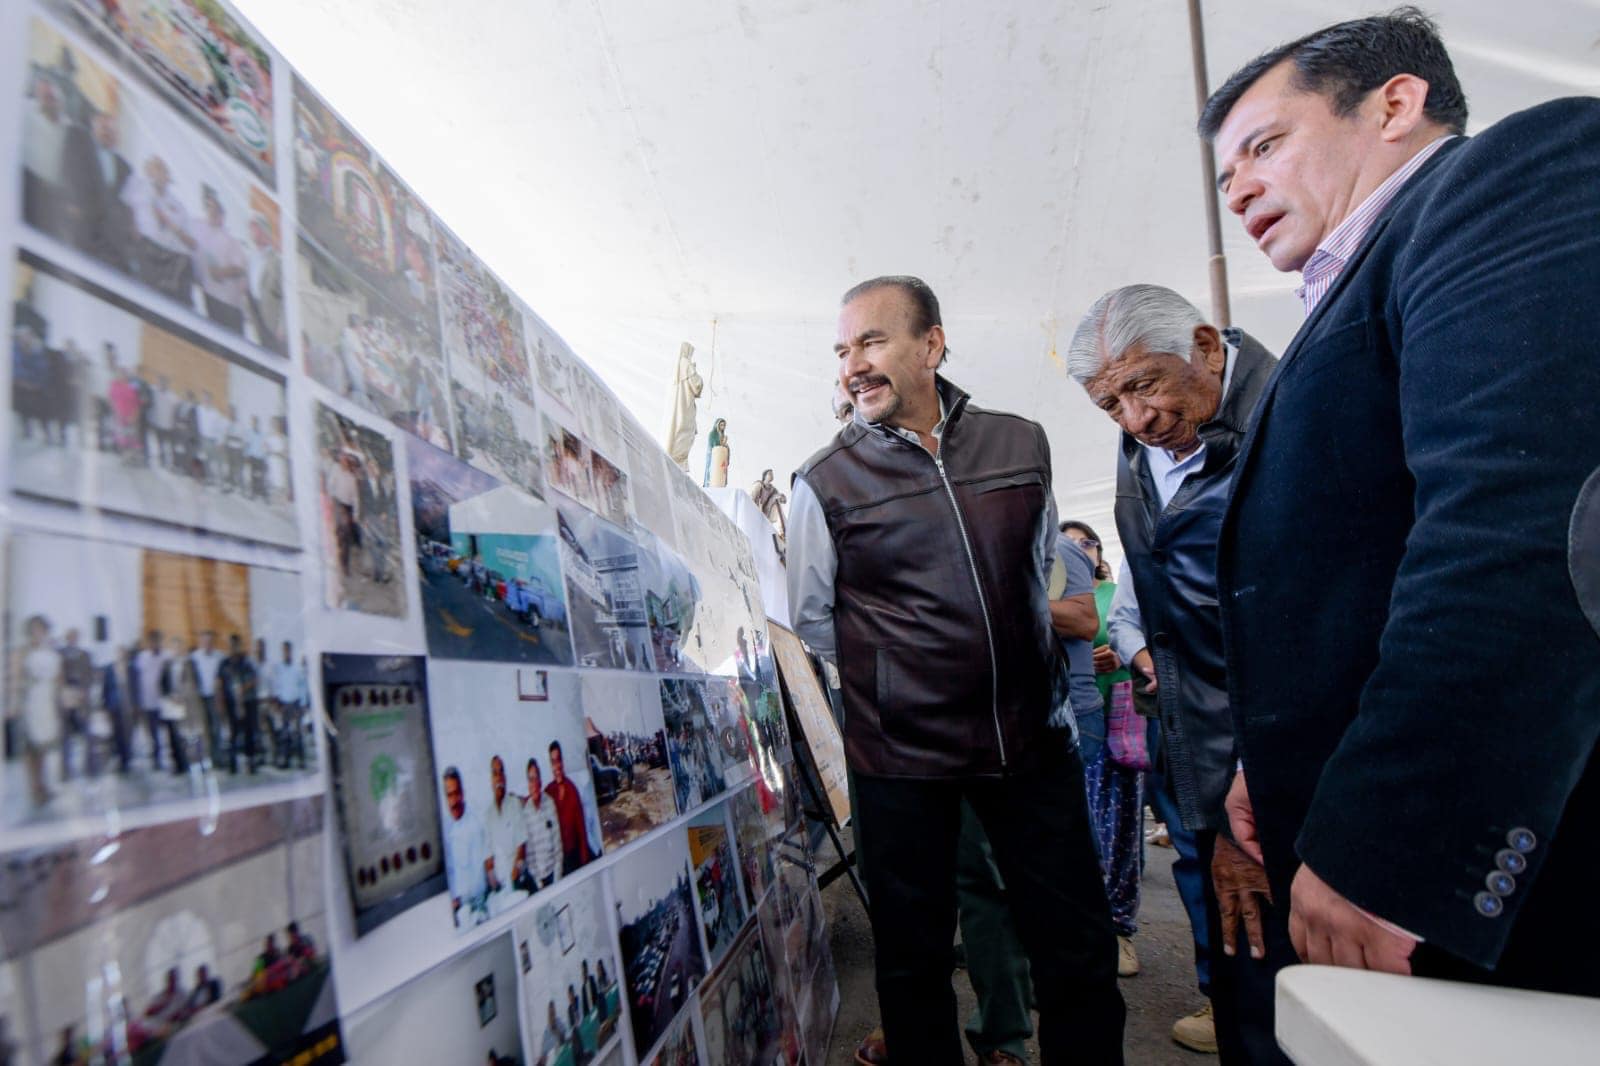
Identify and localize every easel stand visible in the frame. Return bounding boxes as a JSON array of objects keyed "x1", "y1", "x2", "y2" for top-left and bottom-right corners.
[{"x1": 778, "y1": 670, "x2": 868, "y2": 911}]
